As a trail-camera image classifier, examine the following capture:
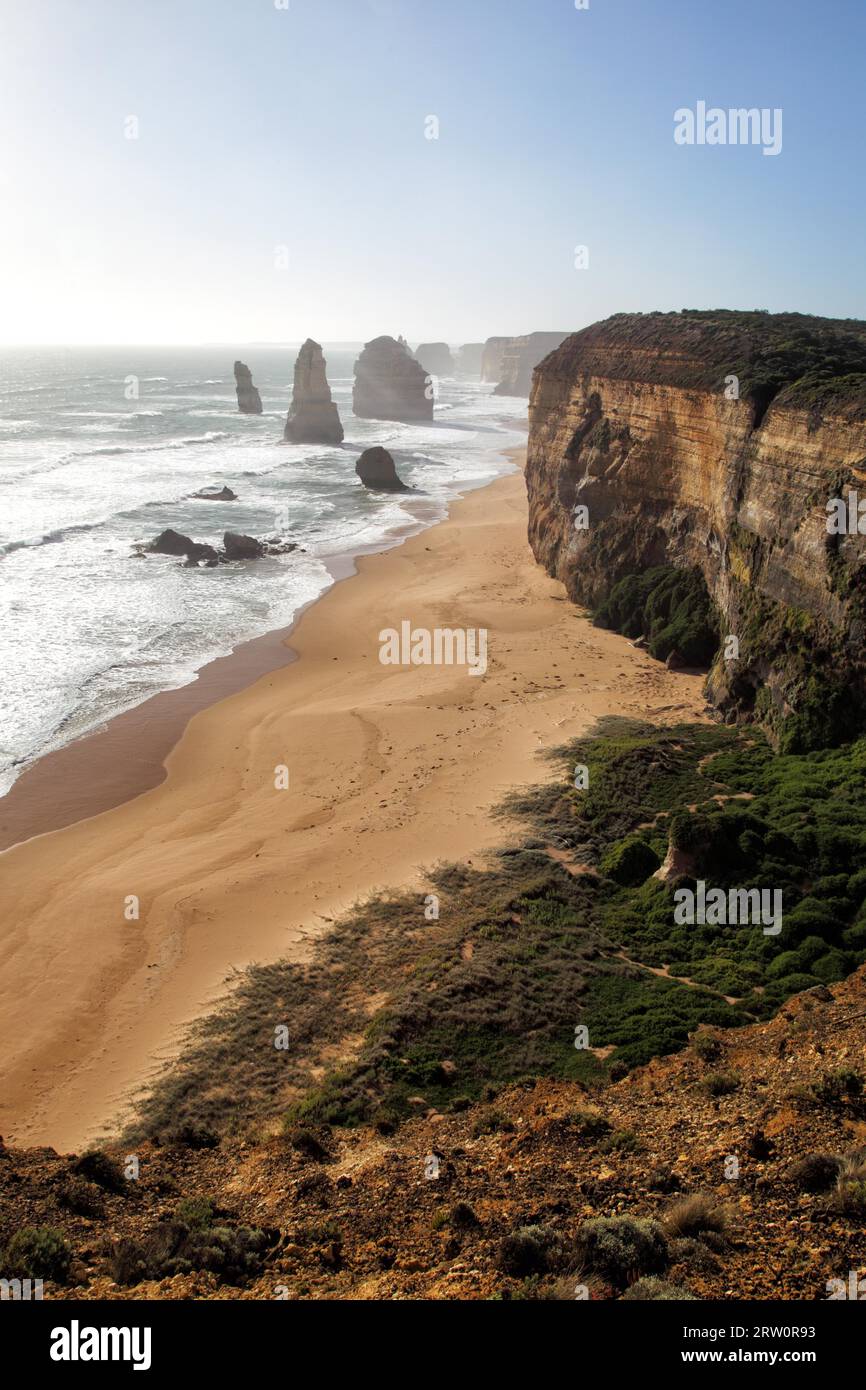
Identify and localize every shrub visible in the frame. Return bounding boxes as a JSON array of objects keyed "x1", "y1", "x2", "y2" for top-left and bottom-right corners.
[
  {"x1": 812, "y1": 1069, "x2": 863, "y2": 1104},
  {"x1": 449, "y1": 1202, "x2": 481, "y2": 1230},
  {"x1": 108, "y1": 1220, "x2": 272, "y2": 1286},
  {"x1": 165, "y1": 1123, "x2": 219, "y2": 1150},
  {"x1": 691, "y1": 1030, "x2": 722, "y2": 1063},
  {"x1": 4, "y1": 1226, "x2": 72, "y2": 1283},
  {"x1": 175, "y1": 1197, "x2": 215, "y2": 1230},
  {"x1": 573, "y1": 1216, "x2": 668, "y2": 1289},
  {"x1": 663, "y1": 1194, "x2": 728, "y2": 1239},
  {"x1": 283, "y1": 1126, "x2": 331, "y2": 1161},
  {"x1": 787, "y1": 1153, "x2": 841, "y2": 1193},
  {"x1": 621, "y1": 1276, "x2": 696, "y2": 1301},
  {"x1": 472, "y1": 1109, "x2": 515, "y2": 1137},
  {"x1": 704, "y1": 1071, "x2": 740, "y2": 1097},
  {"x1": 71, "y1": 1149, "x2": 126, "y2": 1194},
  {"x1": 57, "y1": 1176, "x2": 105, "y2": 1218},
  {"x1": 600, "y1": 837, "x2": 661, "y2": 887},
  {"x1": 498, "y1": 1225, "x2": 562, "y2": 1277}
]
